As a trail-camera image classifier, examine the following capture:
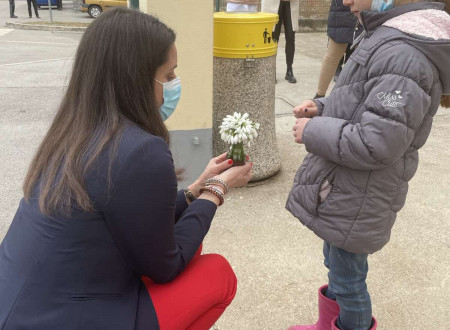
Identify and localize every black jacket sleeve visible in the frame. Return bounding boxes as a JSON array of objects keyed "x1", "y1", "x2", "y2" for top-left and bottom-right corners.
[{"x1": 101, "y1": 134, "x2": 216, "y2": 283}]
